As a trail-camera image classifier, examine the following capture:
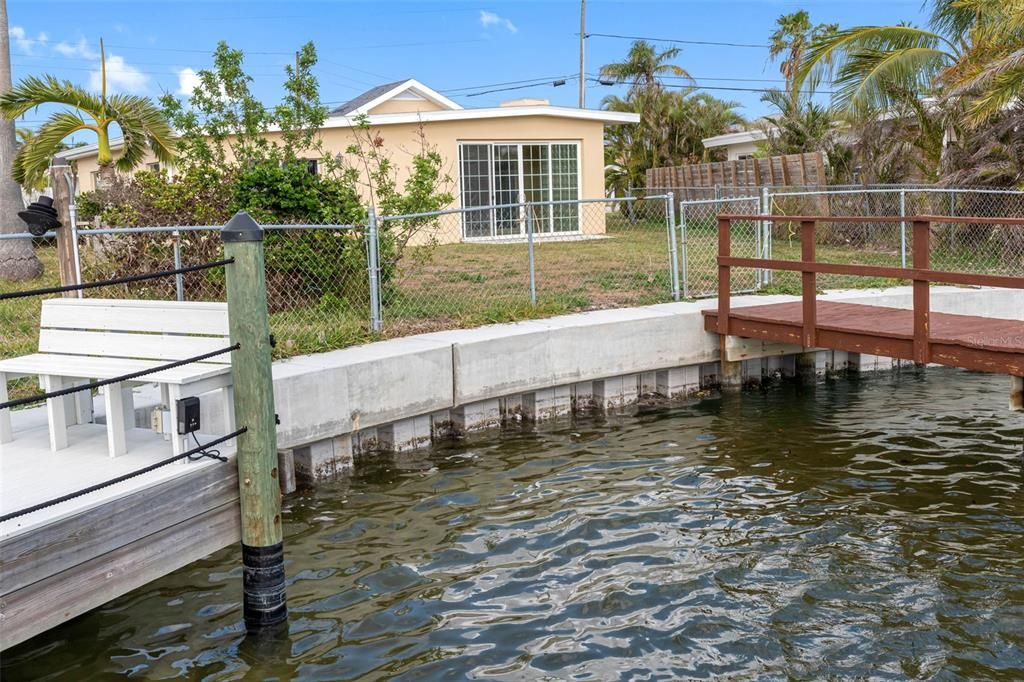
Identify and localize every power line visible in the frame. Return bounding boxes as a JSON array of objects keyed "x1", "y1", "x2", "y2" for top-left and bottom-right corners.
[
  {"x1": 442, "y1": 75, "x2": 575, "y2": 94},
  {"x1": 462, "y1": 78, "x2": 579, "y2": 98},
  {"x1": 586, "y1": 71, "x2": 789, "y2": 84},
  {"x1": 585, "y1": 77, "x2": 832, "y2": 95},
  {"x1": 585, "y1": 32, "x2": 770, "y2": 49}
]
